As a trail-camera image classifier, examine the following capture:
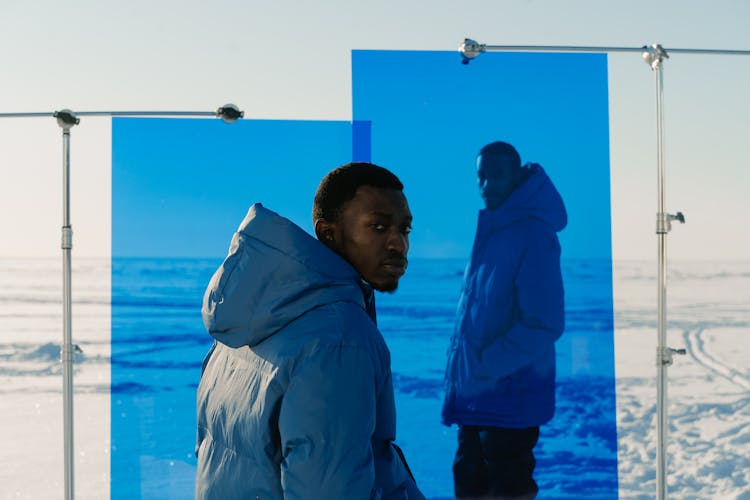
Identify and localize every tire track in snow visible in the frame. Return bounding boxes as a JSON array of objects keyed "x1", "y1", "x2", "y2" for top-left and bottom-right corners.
[{"x1": 683, "y1": 328, "x2": 750, "y2": 391}]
